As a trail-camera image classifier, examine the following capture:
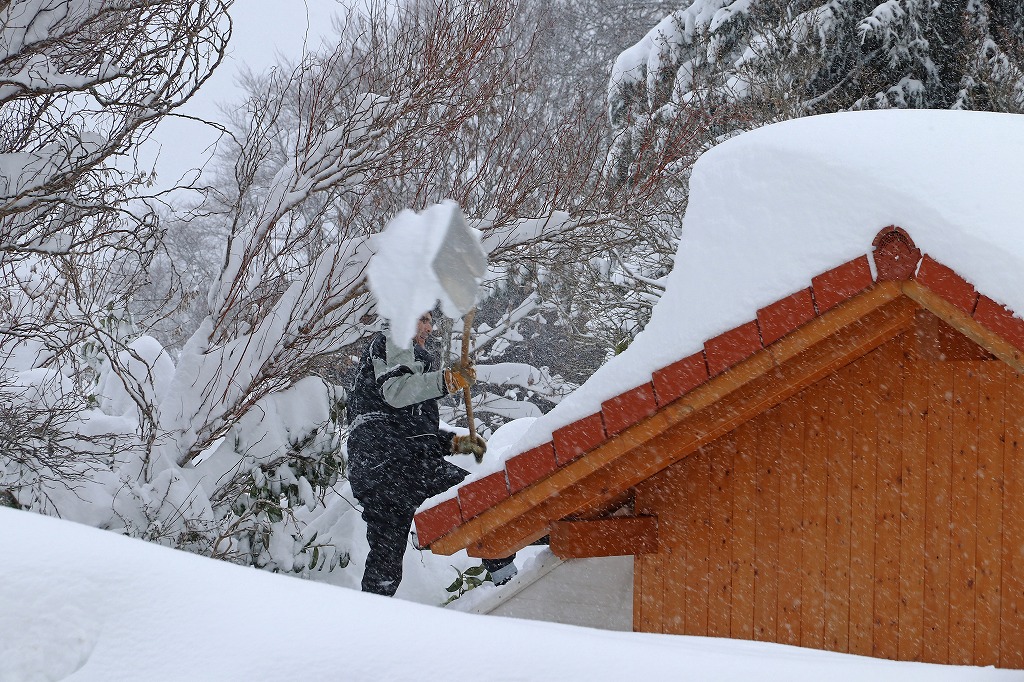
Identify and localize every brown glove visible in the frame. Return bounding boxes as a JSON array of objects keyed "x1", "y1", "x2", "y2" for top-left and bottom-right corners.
[
  {"x1": 443, "y1": 361, "x2": 476, "y2": 394},
  {"x1": 451, "y1": 433, "x2": 487, "y2": 457}
]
